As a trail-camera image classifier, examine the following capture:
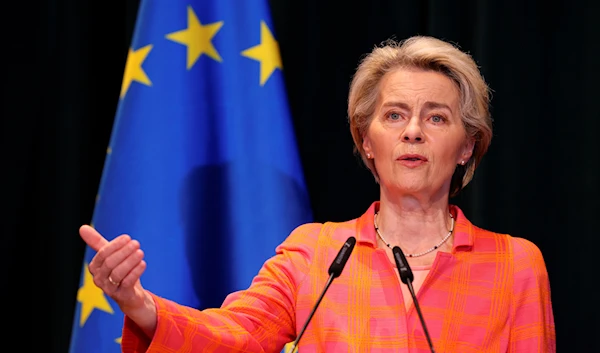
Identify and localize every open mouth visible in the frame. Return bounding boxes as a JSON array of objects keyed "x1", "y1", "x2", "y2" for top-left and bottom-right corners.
[{"x1": 399, "y1": 154, "x2": 427, "y2": 162}]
